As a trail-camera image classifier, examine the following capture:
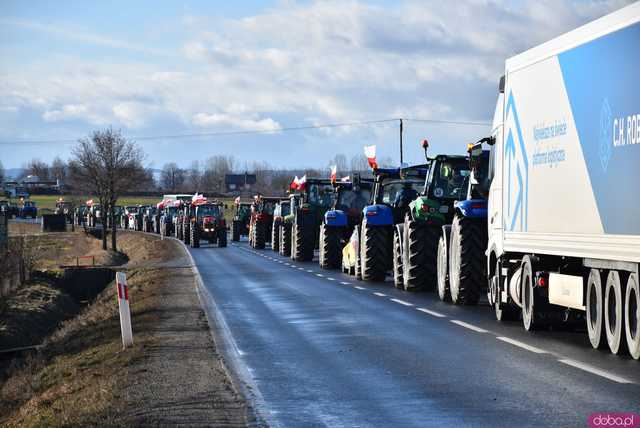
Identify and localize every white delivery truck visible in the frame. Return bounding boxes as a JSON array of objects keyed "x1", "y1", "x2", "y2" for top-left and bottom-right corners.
[{"x1": 485, "y1": 2, "x2": 640, "y2": 359}]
